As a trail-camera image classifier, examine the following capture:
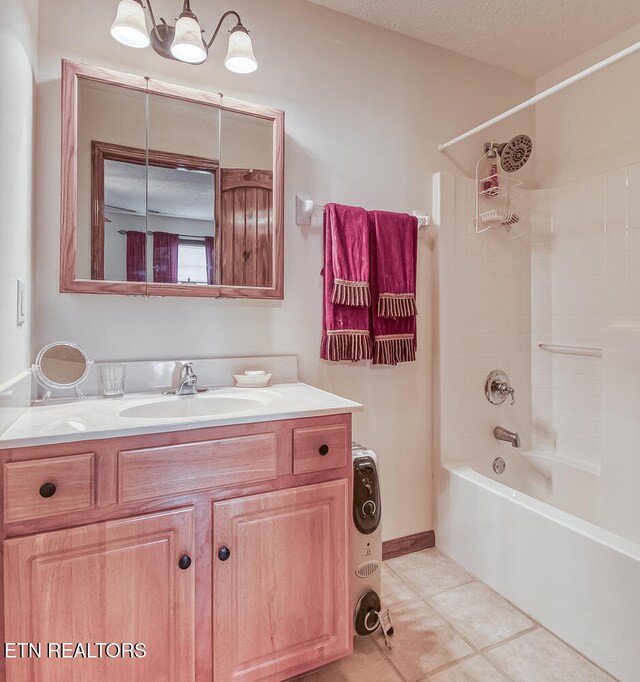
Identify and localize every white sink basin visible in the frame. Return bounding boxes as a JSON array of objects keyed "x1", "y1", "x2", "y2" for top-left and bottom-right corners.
[{"x1": 119, "y1": 392, "x2": 276, "y2": 420}]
